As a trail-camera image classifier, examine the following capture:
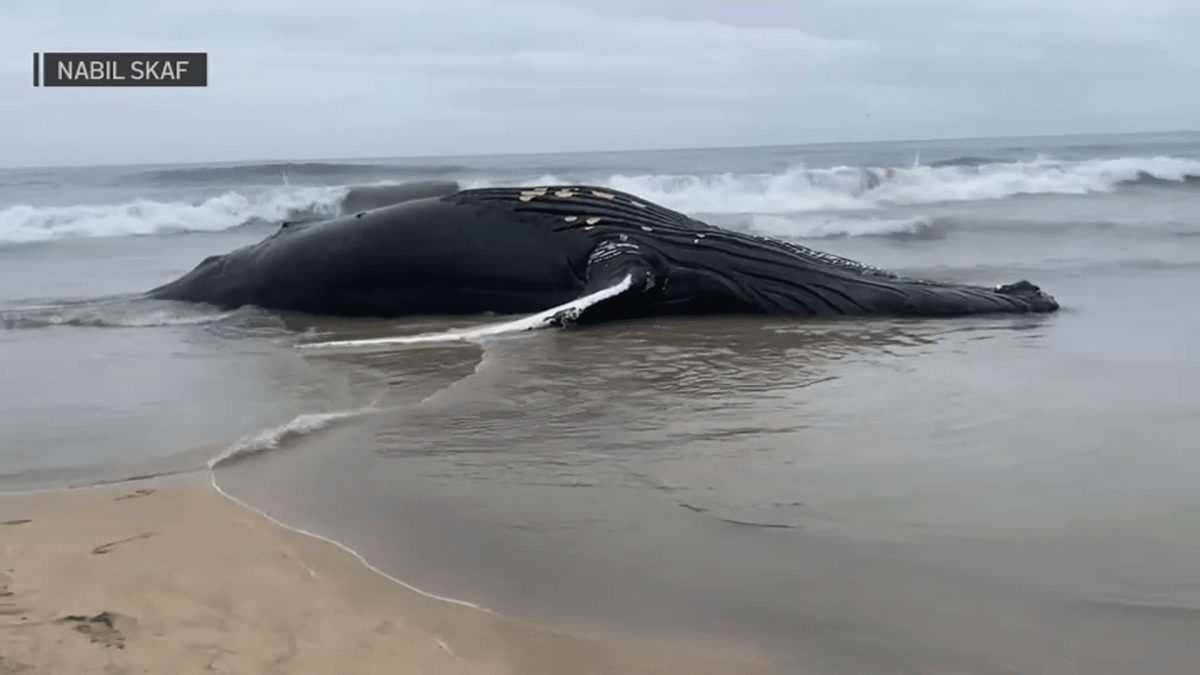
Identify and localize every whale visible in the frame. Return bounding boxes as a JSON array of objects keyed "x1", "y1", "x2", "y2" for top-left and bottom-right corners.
[{"x1": 146, "y1": 184, "x2": 1060, "y2": 325}]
